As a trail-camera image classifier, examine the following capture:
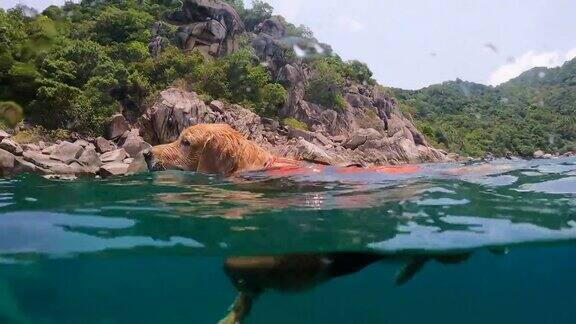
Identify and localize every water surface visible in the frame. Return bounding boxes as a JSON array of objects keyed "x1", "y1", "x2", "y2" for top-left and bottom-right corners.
[{"x1": 0, "y1": 158, "x2": 575, "y2": 323}]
